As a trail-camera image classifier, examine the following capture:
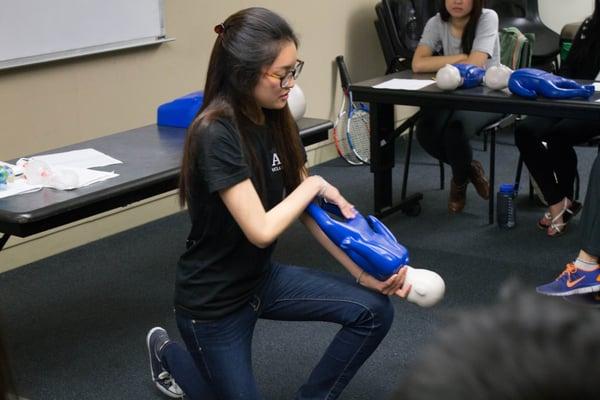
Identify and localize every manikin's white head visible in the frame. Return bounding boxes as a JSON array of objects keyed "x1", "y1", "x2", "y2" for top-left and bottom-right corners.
[
  {"x1": 436, "y1": 64, "x2": 462, "y2": 90},
  {"x1": 484, "y1": 64, "x2": 513, "y2": 90},
  {"x1": 287, "y1": 84, "x2": 306, "y2": 120},
  {"x1": 404, "y1": 266, "x2": 446, "y2": 307}
]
